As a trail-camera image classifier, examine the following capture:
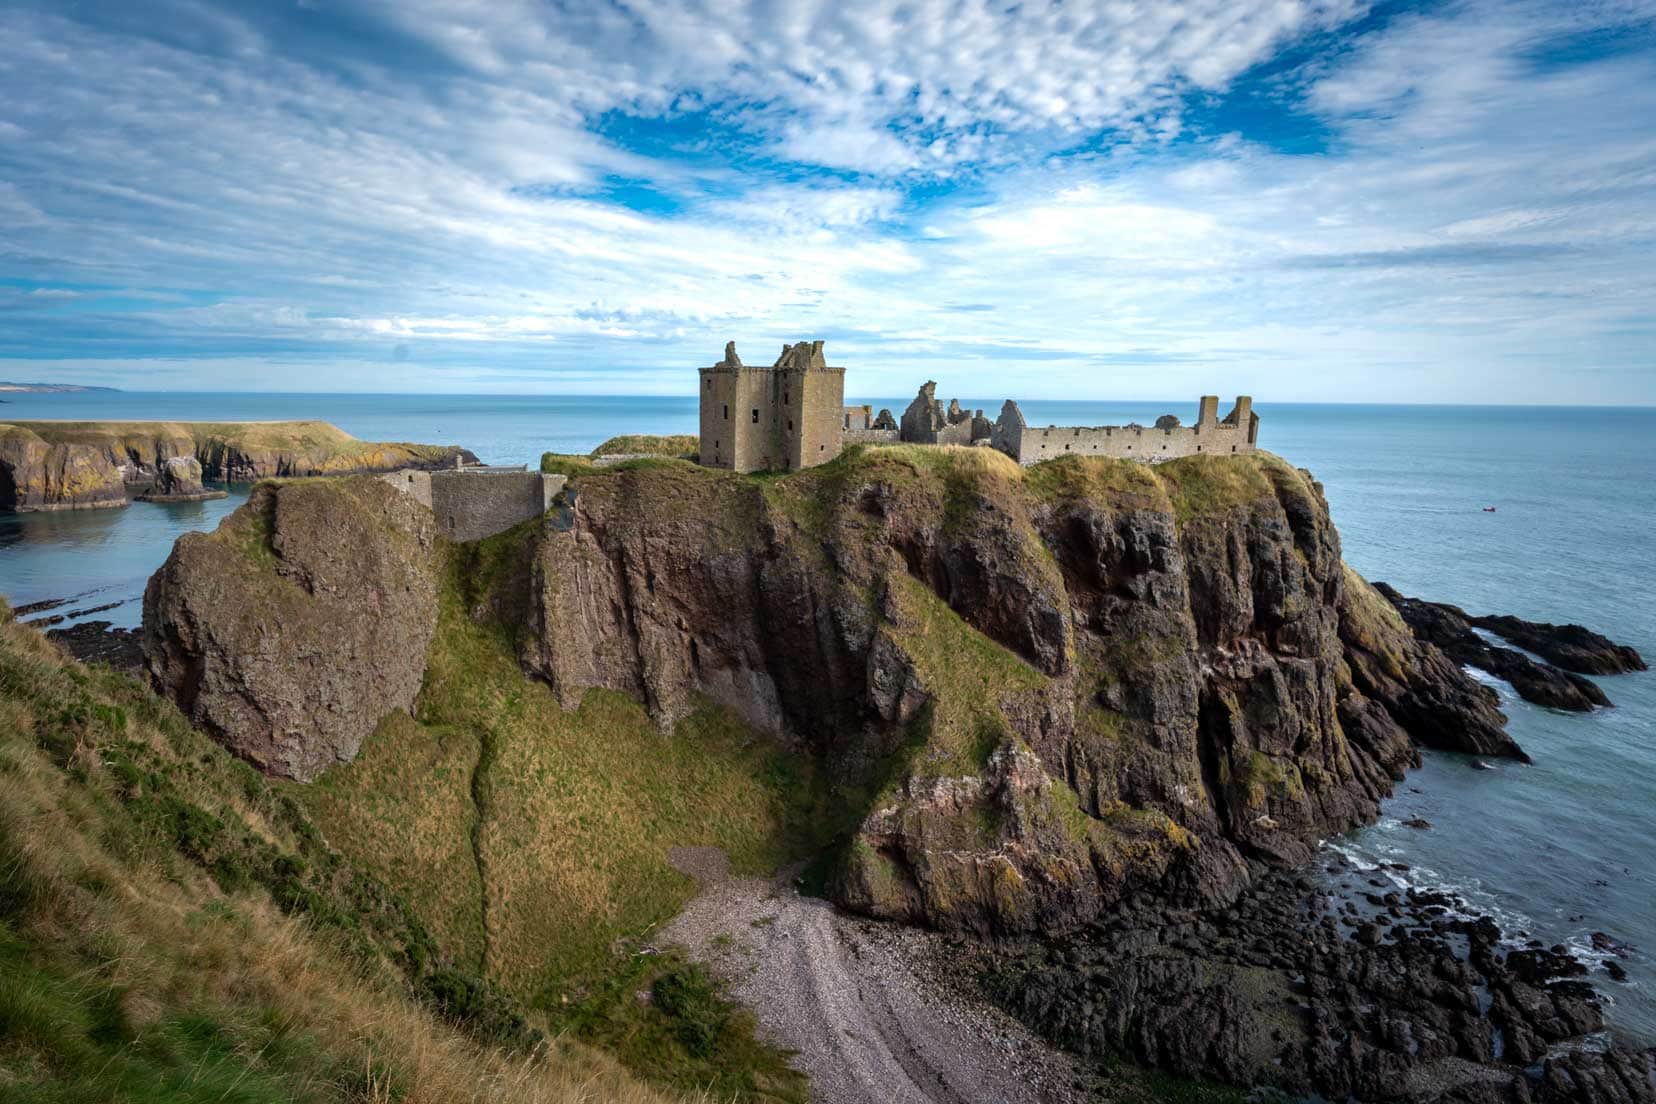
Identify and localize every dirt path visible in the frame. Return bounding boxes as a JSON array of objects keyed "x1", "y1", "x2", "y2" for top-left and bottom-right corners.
[{"x1": 660, "y1": 848, "x2": 1084, "y2": 1104}]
